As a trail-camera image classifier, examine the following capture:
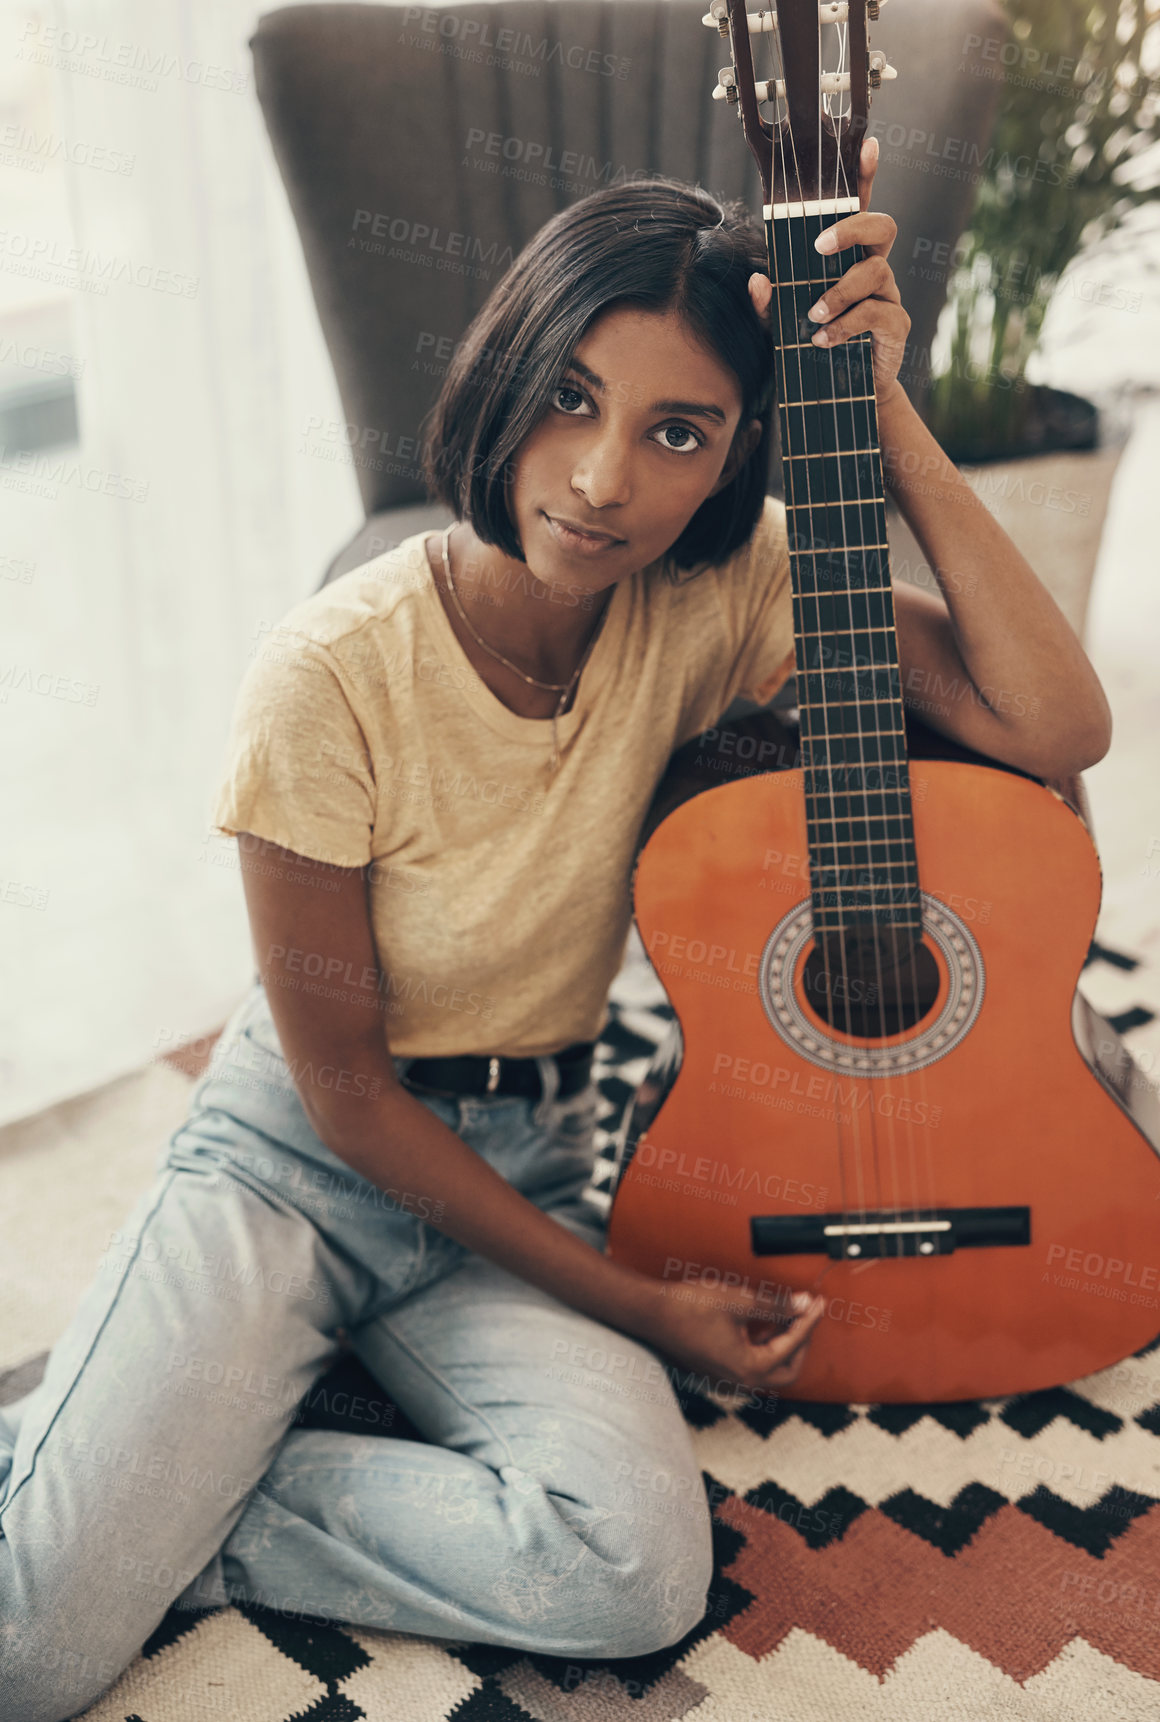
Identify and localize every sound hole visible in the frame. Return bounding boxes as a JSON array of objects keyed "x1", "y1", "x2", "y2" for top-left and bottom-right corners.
[{"x1": 799, "y1": 930, "x2": 941, "y2": 1039}]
